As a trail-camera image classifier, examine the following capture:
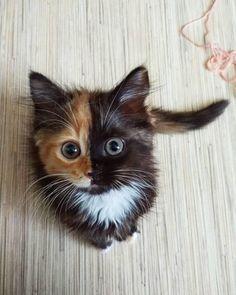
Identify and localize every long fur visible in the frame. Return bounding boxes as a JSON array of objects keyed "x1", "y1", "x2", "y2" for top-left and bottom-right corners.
[
  {"x1": 149, "y1": 100, "x2": 229, "y2": 133},
  {"x1": 29, "y1": 66, "x2": 228, "y2": 249}
]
